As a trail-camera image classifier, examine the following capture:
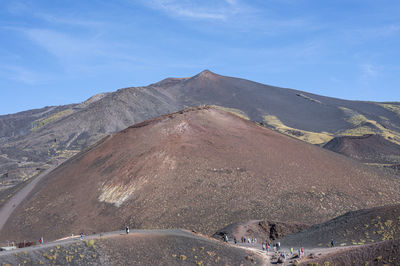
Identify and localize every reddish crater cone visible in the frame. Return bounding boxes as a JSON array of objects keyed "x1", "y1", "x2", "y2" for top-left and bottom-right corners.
[
  {"x1": 323, "y1": 134, "x2": 400, "y2": 164},
  {"x1": 2, "y1": 106, "x2": 400, "y2": 241}
]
